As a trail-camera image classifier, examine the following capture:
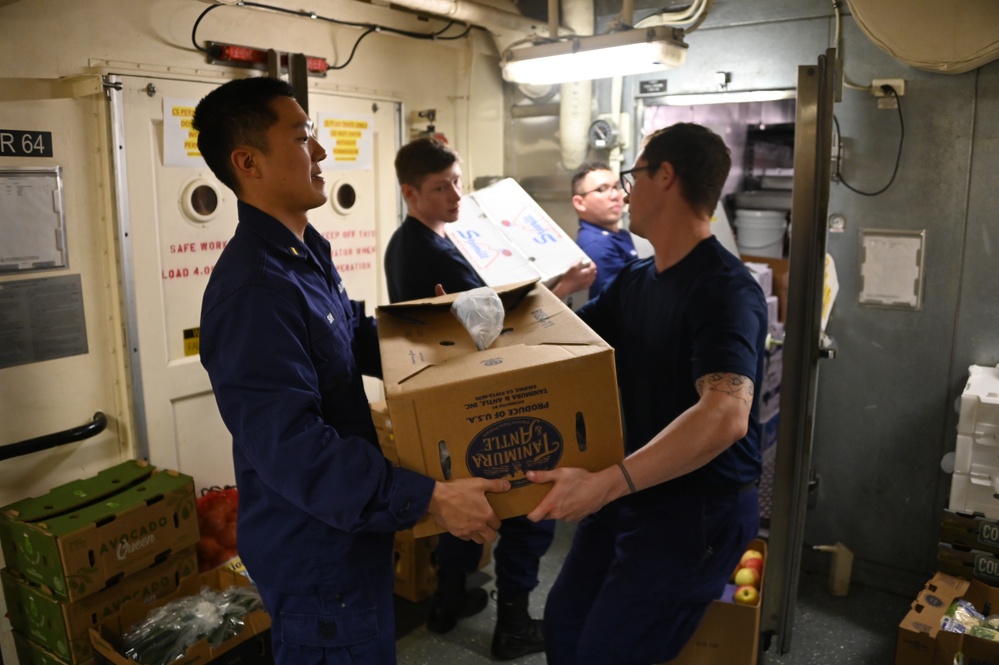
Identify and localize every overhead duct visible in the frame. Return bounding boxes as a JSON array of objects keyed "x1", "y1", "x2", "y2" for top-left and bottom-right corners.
[
  {"x1": 846, "y1": 0, "x2": 999, "y2": 74},
  {"x1": 558, "y1": 0, "x2": 594, "y2": 170},
  {"x1": 388, "y1": 0, "x2": 557, "y2": 53}
]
